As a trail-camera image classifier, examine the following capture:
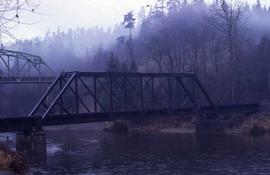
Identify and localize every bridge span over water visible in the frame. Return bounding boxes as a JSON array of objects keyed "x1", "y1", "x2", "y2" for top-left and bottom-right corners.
[
  {"x1": 0, "y1": 71, "x2": 259, "y2": 133},
  {"x1": 0, "y1": 49, "x2": 261, "y2": 160}
]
